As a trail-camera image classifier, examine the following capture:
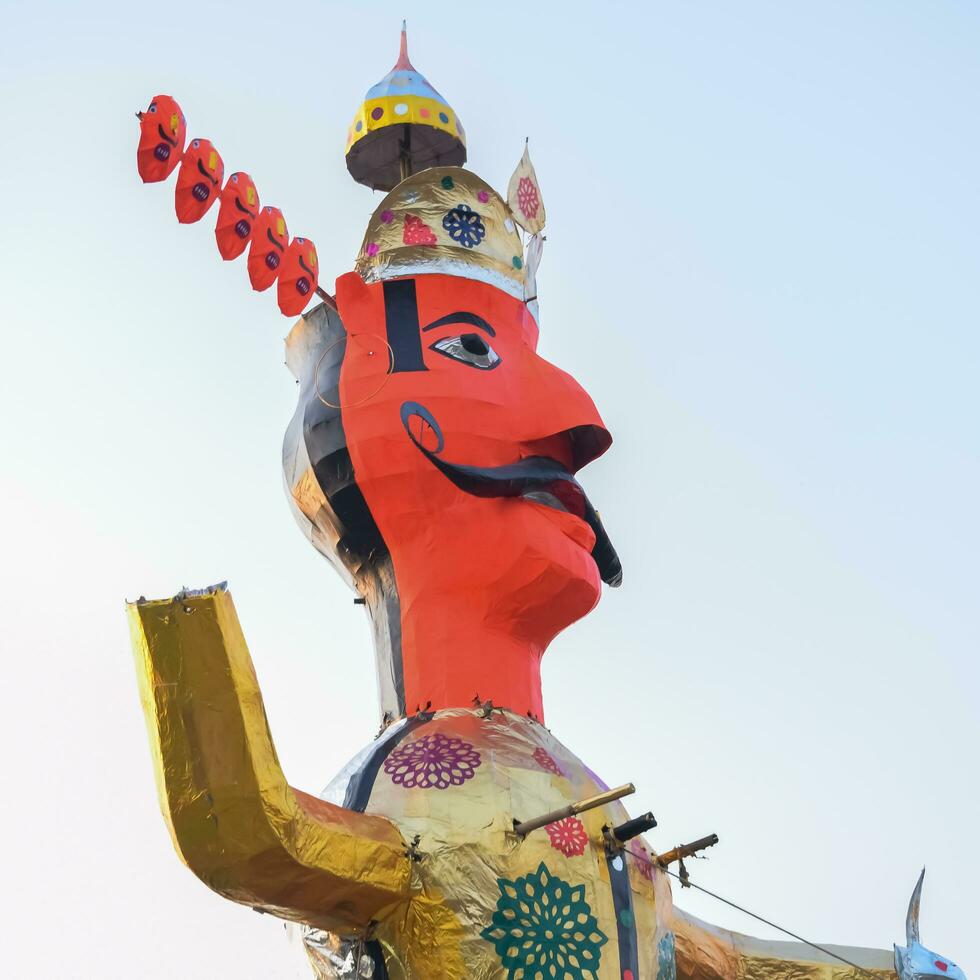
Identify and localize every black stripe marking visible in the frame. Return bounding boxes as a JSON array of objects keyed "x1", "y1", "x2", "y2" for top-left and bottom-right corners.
[
  {"x1": 606, "y1": 849, "x2": 639, "y2": 979},
  {"x1": 383, "y1": 279, "x2": 427, "y2": 373},
  {"x1": 343, "y1": 712, "x2": 434, "y2": 812},
  {"x1": 364, "y1": 939, "x2": 390, "y2": 979}
]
